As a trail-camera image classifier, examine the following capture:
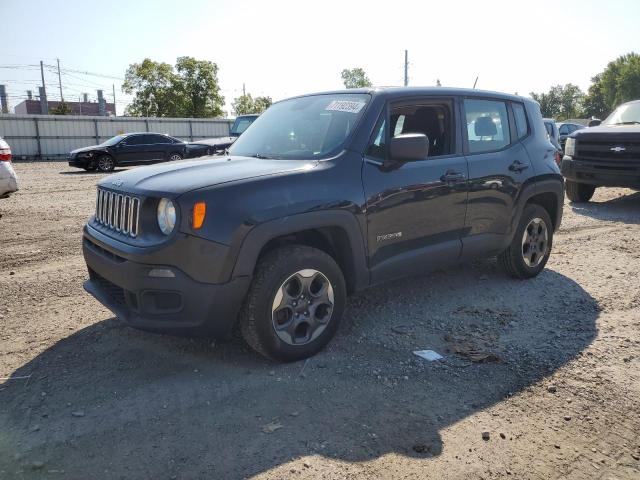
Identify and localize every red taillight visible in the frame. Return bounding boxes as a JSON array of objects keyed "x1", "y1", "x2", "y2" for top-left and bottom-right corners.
[
  {"x1": 554, "y1": 151, "x2": 561, "y2": 166},
  {"x1": 0, "y1": 147, "x2": 11, "y2": 162}
]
